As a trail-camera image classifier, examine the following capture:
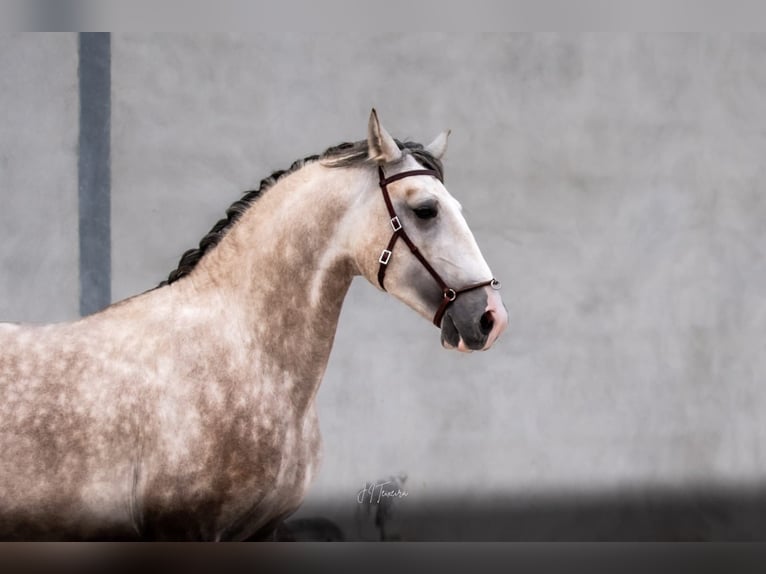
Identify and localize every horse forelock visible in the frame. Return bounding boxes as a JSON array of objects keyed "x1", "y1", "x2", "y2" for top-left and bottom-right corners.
[{"x1": 158, "y1": 139, "x2": 443, "y2": 288}]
